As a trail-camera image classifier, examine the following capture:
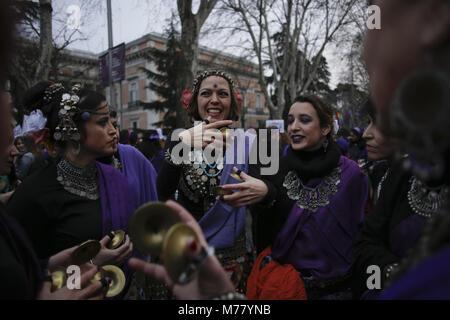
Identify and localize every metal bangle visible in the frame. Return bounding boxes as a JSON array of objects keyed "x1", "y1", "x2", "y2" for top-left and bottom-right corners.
[{"x1": 177, "y1": 246, "x2": 215, "y2": 285}]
